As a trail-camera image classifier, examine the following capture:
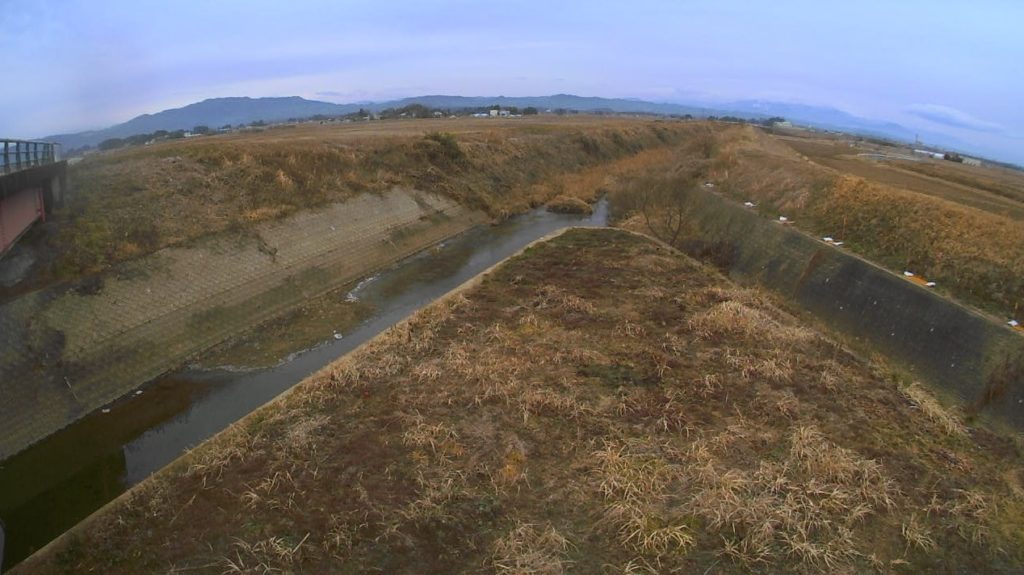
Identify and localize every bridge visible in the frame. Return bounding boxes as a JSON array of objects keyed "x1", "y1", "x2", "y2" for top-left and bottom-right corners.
[{"x1": 0, "y1": 139, "x2": 67, "y2": 257}]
